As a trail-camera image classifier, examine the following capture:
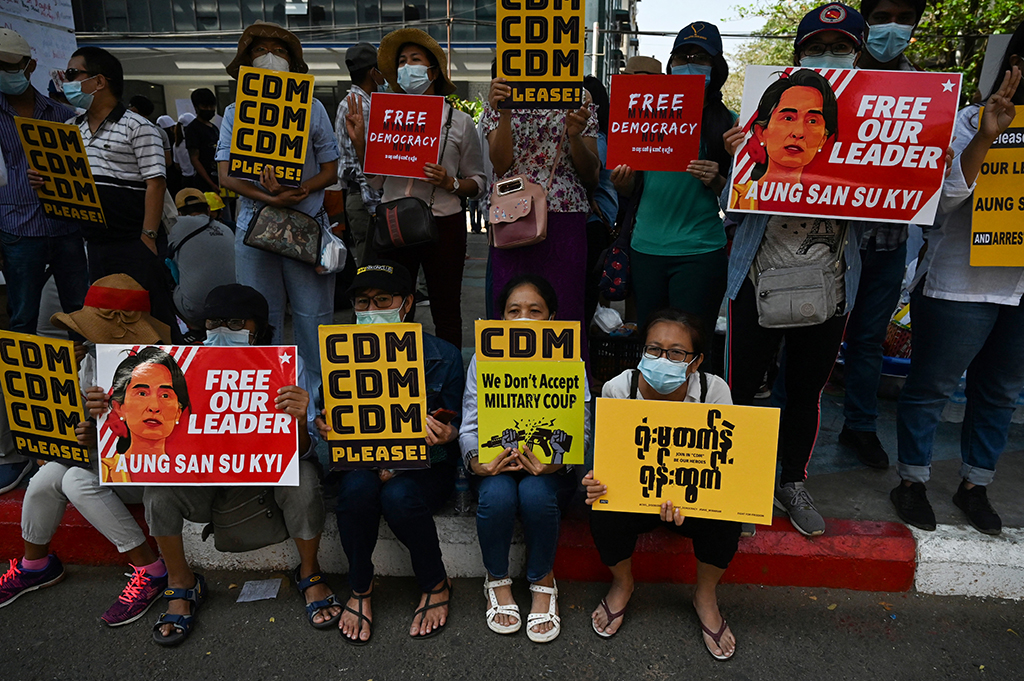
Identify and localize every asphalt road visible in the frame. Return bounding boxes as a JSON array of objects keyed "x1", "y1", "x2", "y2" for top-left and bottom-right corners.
[{"x1": 2, "y1": 569, "x2": 1022, "y2": 681}]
